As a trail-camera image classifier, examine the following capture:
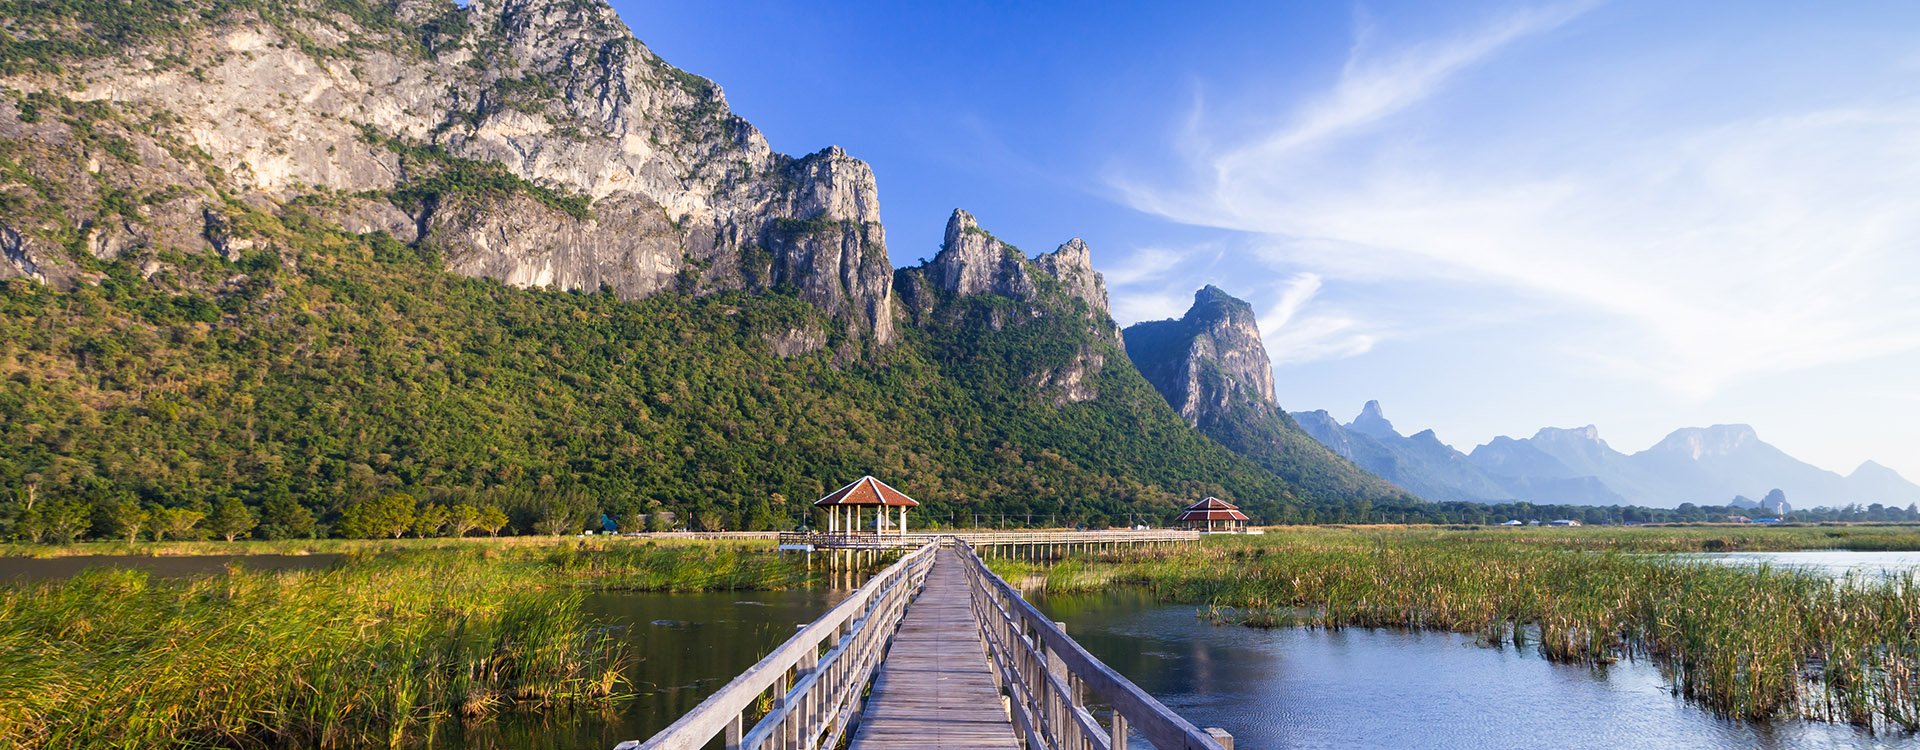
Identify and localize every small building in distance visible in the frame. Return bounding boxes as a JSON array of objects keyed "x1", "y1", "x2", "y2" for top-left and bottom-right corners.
[
  {"x1": 814, "y1": 476, "x2": 919, "y2": 536},
  {"x1": 1176, "y1": 497, "x2": 1249, "y2": 533},
  {"x1": 1549, "y1": 519, "x2": 1583, "y2": 527}
]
